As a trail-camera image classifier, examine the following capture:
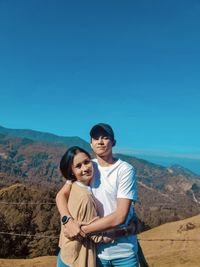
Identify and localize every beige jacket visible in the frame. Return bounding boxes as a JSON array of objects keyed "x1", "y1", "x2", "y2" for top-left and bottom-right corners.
[{"x1": 59, "y1": 182, "x2": 103, "y2": 267}]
